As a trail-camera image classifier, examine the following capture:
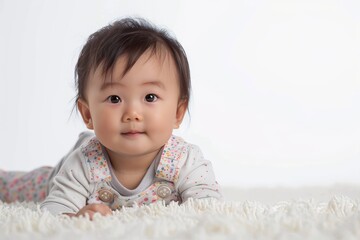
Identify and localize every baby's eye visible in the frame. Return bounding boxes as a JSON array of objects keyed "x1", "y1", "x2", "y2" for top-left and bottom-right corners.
[
  {"x1": 107, "y1": 95, "x2": 121, "y2": 104},
  {"x1": 145, "y1": 94, "x2": 158, "y2": 102}
]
